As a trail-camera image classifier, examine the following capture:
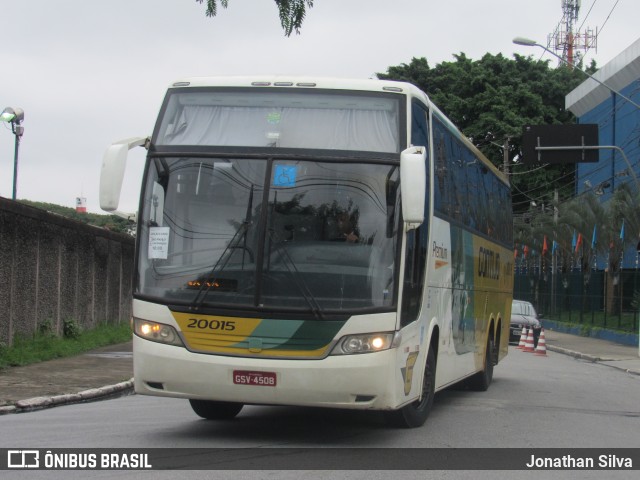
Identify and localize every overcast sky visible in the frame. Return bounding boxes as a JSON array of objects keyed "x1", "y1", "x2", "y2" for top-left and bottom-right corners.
[{"x1": 1, "y1": 0, "x2": 637, "y2": 213}]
